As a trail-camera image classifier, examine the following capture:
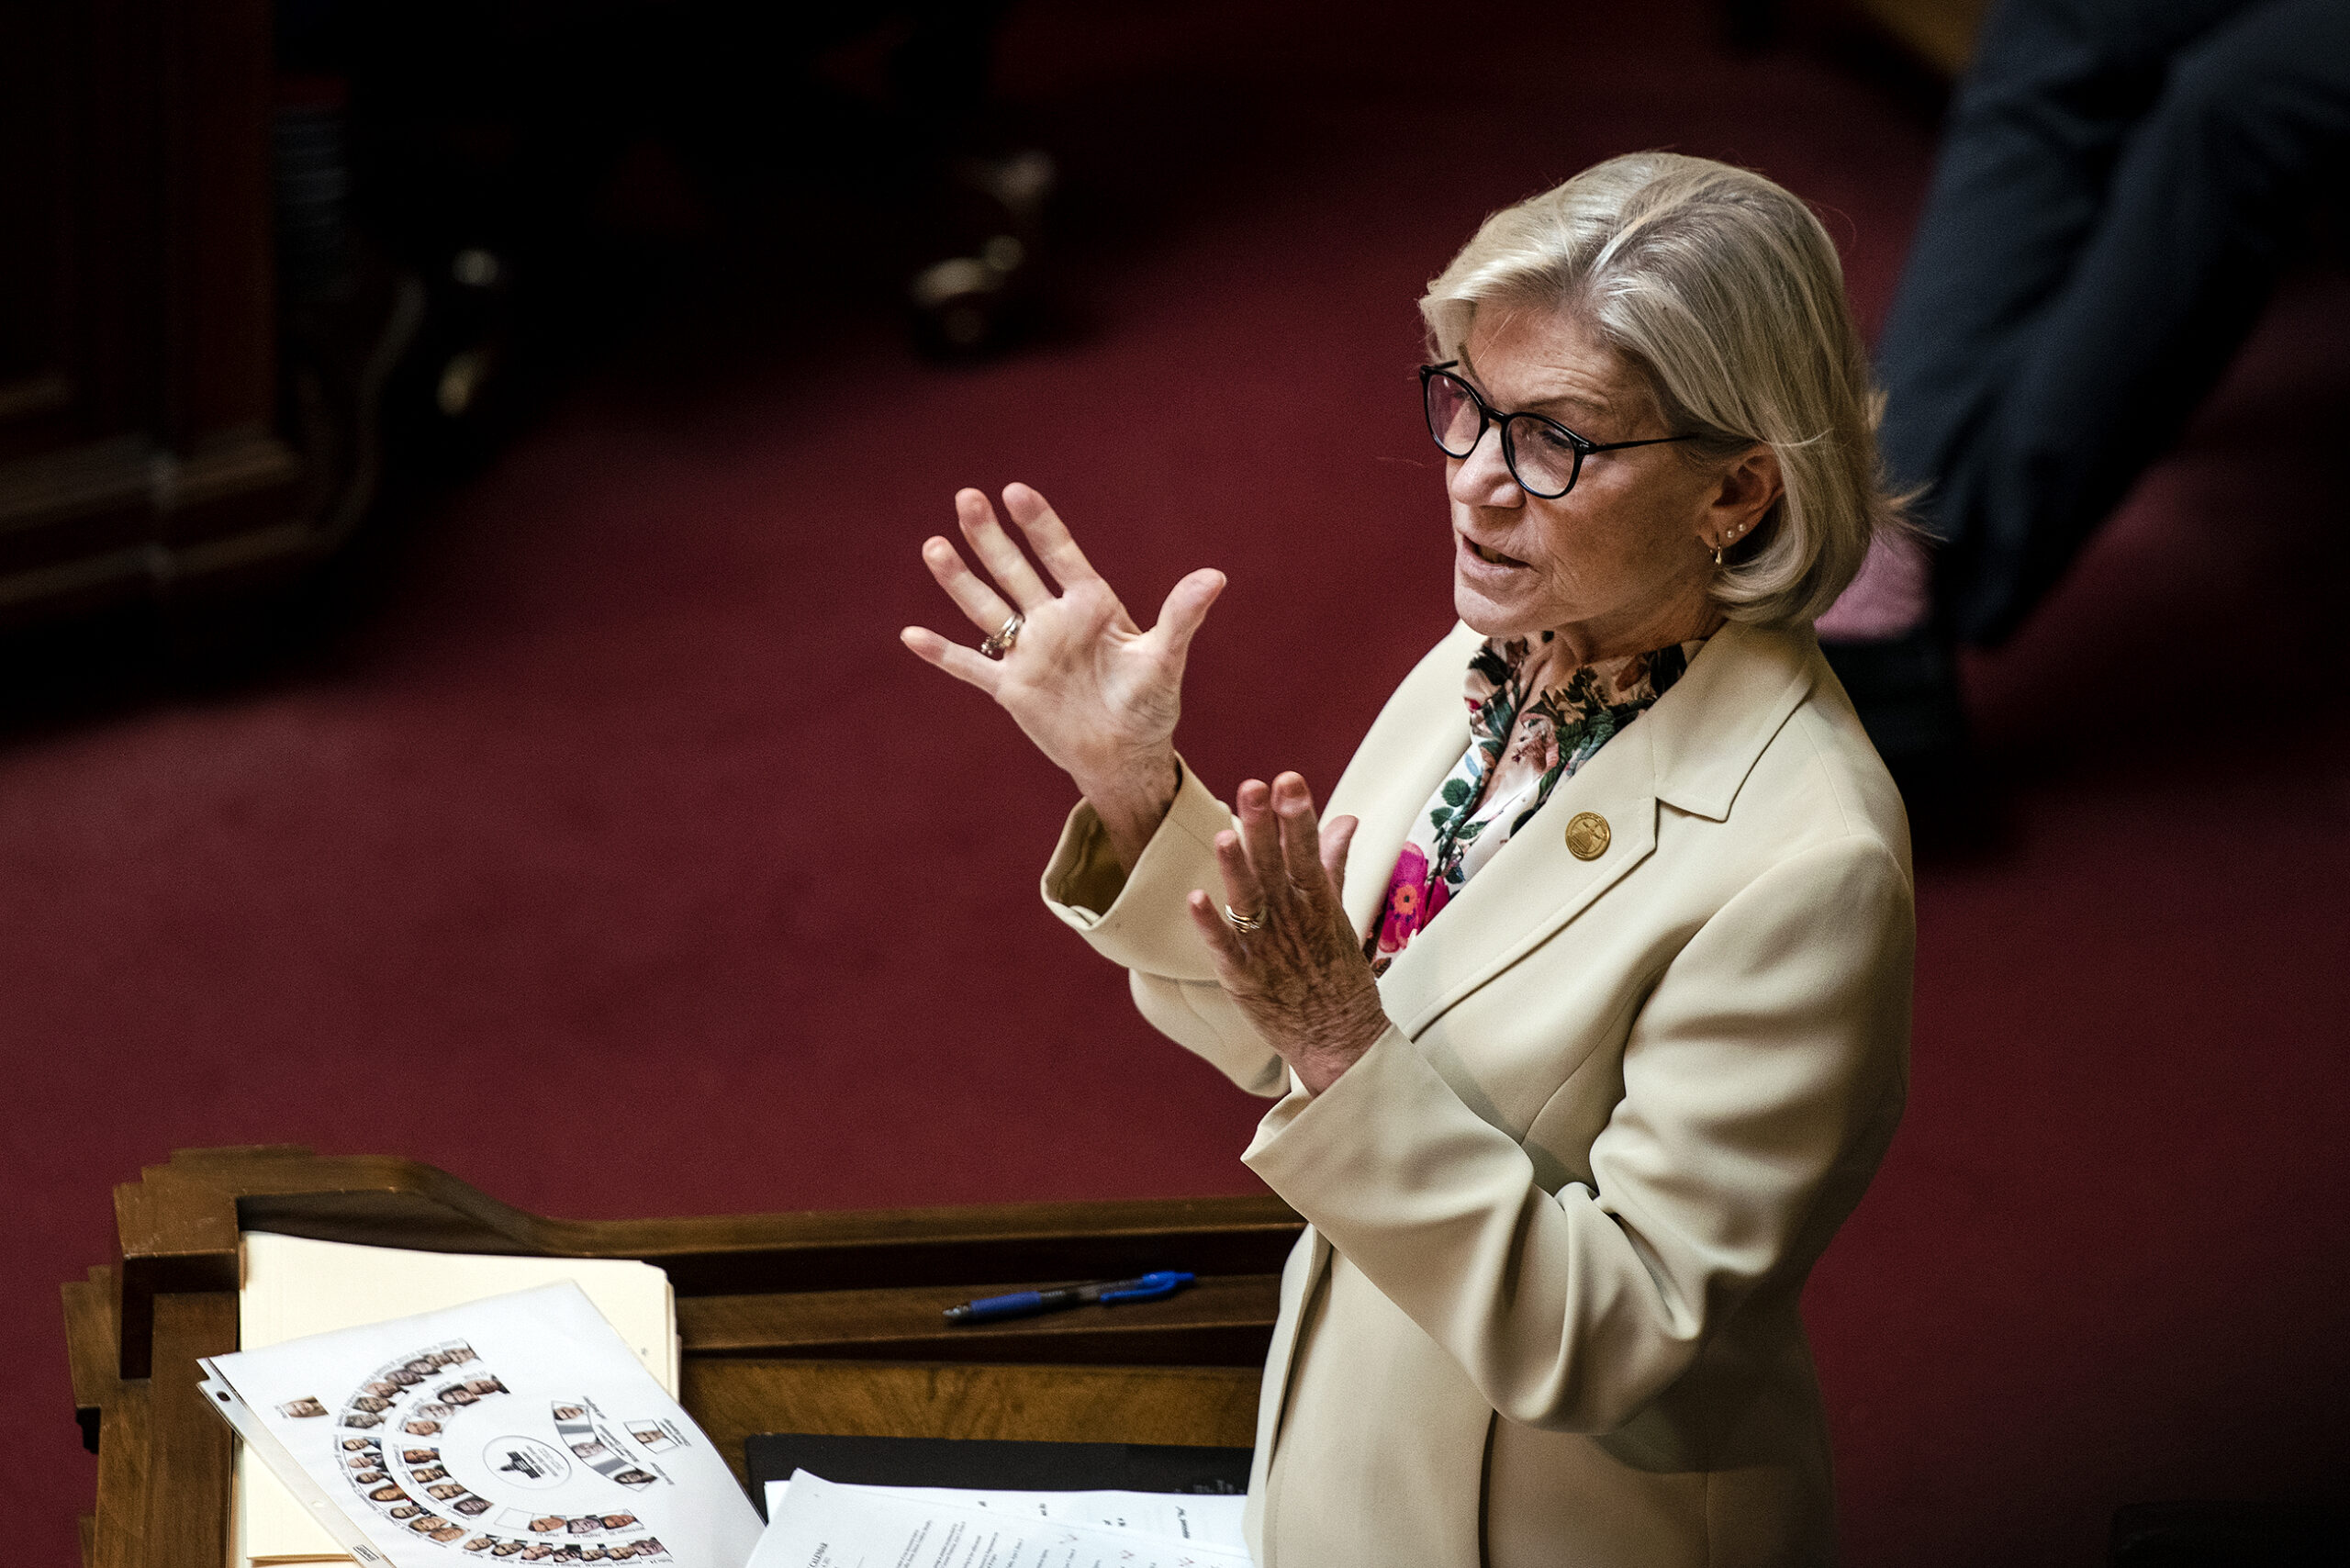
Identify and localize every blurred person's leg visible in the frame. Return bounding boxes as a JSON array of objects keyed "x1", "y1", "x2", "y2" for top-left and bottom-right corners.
[
  {"x1": 1821, "y1": 0, "x2": 2210, "y2": 803},
  {"x1": 1822, "y1": 0, "x2": 2348, "y2": 818},
  {"x1": 1955, "y1": 0, "x2": 2350, "y2": 641},
  {"x1": 1868, "y1": 0, "x2": 2251, "y2": 571}
]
